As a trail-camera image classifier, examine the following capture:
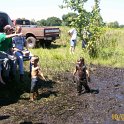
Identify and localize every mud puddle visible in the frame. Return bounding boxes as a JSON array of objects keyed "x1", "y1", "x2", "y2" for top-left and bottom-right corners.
[{"x1": 0, "y1": 65, "x2": 124, "y2": 124}]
